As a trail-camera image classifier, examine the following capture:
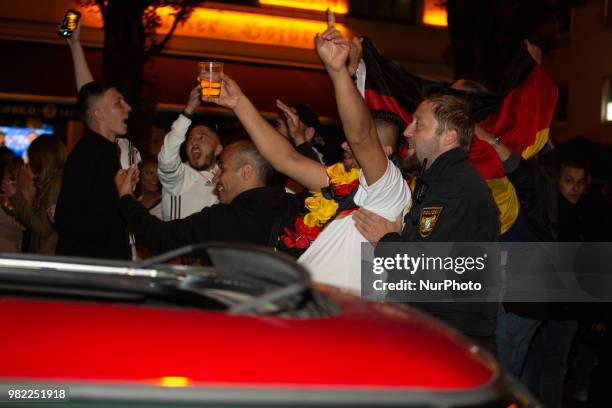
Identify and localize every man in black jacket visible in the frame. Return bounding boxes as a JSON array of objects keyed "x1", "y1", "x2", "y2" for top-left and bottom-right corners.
[
  {"x1": 353, "y1": 94, "x2": 500, "y2": 351},
  {"x1": 55, "y1": 82, "x2": 132, "y2": 260},
  {"x1": 354, "y1": 95, "x2": 499, "y2": 243},
  {"x1": 115, "y1": 141, "x2": 300, "y2": 255}
]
